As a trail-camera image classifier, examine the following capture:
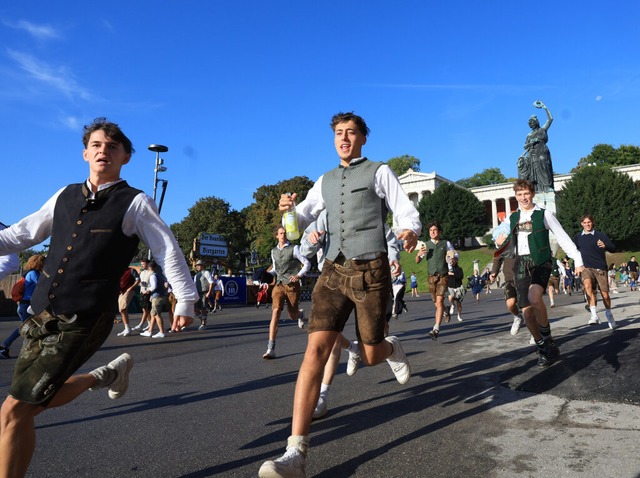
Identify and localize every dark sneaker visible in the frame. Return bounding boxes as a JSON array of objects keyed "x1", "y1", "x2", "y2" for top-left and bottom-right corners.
[
  {"x1": 537, "y1": 338, "x2": 559, "y2": 367},
  {"x1": 429, "y1": 329, "x2": 439, "y2": 341},
  {"x1": 0, "y1": 346, "x2": 9, "y2": 359}
]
